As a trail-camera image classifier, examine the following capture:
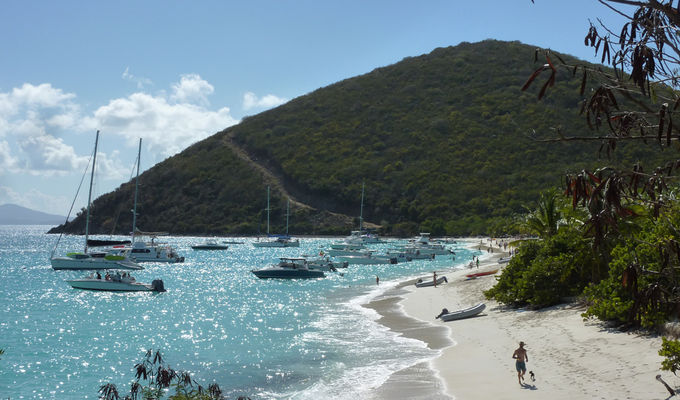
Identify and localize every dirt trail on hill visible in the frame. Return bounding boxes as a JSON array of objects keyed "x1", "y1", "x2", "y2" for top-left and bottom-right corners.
[
  {"x1": 221, "y1": 134, "x2": 309, "y2": 209},
  {"x1": 220, "y1": 132, "x2": 378, "y2": 229}
]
